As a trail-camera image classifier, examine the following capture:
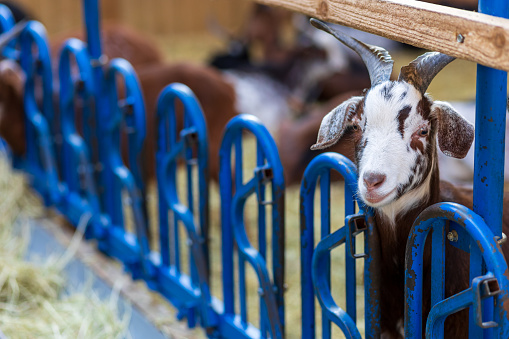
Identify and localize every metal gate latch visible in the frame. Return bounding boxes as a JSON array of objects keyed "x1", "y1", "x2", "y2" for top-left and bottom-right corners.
[
  {"x1": 255, "y1": 165, "x2": 274, "y2": 205},
  {"x1": 345, "y1": 213, "x2": 368, "y2": 259},
  {"x1": 473, "y1": 274, "x2": 501, "y2": 329}
]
